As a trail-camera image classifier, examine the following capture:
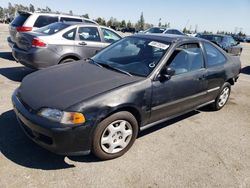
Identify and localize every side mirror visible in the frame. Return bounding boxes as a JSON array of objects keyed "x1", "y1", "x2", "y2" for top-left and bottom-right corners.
[{"x1": 158, "y1": 67, "x2": 175, "y2": 81}]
